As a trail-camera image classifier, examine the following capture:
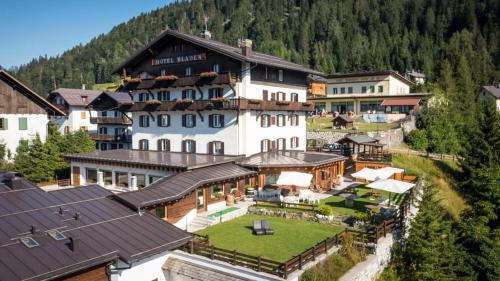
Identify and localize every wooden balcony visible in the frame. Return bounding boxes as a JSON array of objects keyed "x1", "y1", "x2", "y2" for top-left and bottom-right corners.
[
  {"x1": 126, "y1": 98, "x2": 314, "y2": 112},
  {"x1": 90, "y1": 116, "x2": 132, "y2": 125},
  {"x1": 356, "y1": 152, "x2": 393, "y2": 163},
  {"x1": 122, "y1": 71, "x2": 237, "y2": 90},
  {"x1": 89, "y1": 133, "x2": 132, "y2": 142}
]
